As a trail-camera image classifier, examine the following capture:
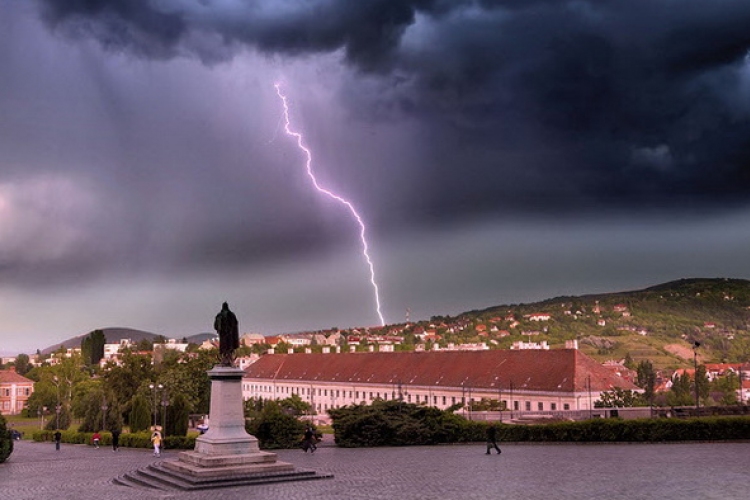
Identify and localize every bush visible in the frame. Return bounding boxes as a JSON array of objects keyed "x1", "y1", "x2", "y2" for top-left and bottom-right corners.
[
  {"x1": 31, "y1": 429, "x2": 196, "y2": 449},
  {"x1": 245, "y1": 401, "x2": 306, "y2": 449},
  {"x1": 0, "y1": 415, "x2": 13, "y2": 463},
  {"x1": 331, "y1": 400, "x2": 481, "y2": 447},
  {"x1": 330, "y1": 402, "x2": 750, "y2": 447}
]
